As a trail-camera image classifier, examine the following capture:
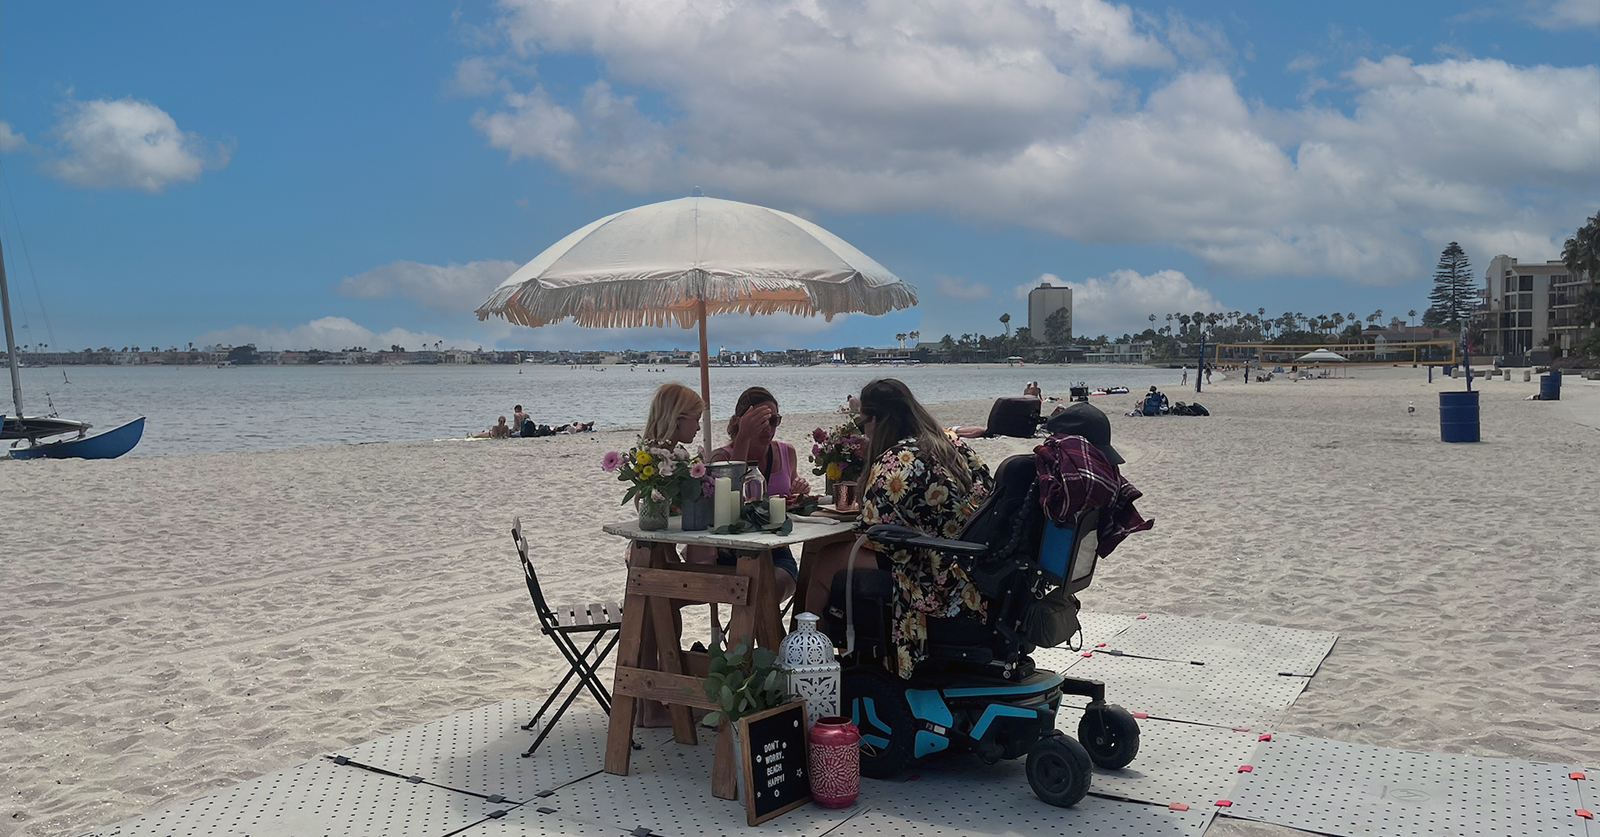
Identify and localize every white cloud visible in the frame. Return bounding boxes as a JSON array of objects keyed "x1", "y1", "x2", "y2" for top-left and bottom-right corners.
[
  {"x1": 1064, "y1": 268, "x2": 1224, "y2": 337},
  {"x1": 935, "y1": 274, "x2": 991, "y2": 300},
  {"x1": 0, "y1": 121, "x2": 29, "y2": 152},
  {"x1": 337, "y1": 259, "x2": 521, "y2": 314},
  {"x1": 1525, "y1": 0, "x2": 1600, "y2": 28},
  {"x1": 43, "y1": 97, "x2": 231, "y2": 192},
  {"x1": 464, "y1": 1, "x2": 1599, "y2": 288},
  {"x1": 1014, "y1": 272, "x2": 1064, "y2": 300},
  {"x1": 193, "y1": 317, "x2": 480, "y2": 353}
]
